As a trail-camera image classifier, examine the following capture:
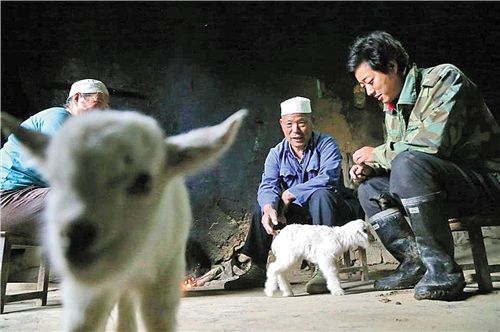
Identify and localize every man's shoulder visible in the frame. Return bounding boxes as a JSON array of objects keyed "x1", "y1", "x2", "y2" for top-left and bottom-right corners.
[
  {"x1": 422, "y1": 63, "x2": 465, "y2": 80},
  {"x1": 32, "y1": 107, "x2": 69, "y2": 119},
  {"x1": 313, "y1": 131, "x2": 337, "y2": 146},
  {"x1": 22, "y1": 107, "x2": 70, "y2": 132}
]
